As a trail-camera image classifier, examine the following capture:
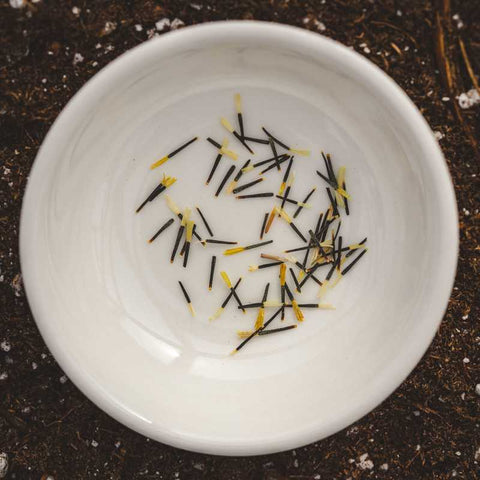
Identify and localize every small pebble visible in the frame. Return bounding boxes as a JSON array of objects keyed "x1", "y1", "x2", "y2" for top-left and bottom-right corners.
[
  {"x1": 413, "y1": 410, "x2": 420, "y2": 416},
  {"x1": 32, "y1": 362, "x2": 38, "y2": 370},
  {"x1": 380, "y1": 463, "x2": 389, "y2": 471},
  {"x1": 91, "y1": 440, "x2": 99, "y2": 448},
  {"x1": 72, "y1": 6, "x2": 81, "y2": 16},
  {"x1": 455, "y1": 451, "x2": 461, "y2": 456},
  {"x1": 59, "y1": 375, "x2": 68, "y2": 384},
  {"x1": 0, "y1": 340, "x2": 11, "y2": 352},
  {"x1": 0, "y1": 372, "x2": 7, "y2": 381},
  {"x1": 475, "y1": 384, "x2": 480, "y2": 396},
  {"x1": 463, "y1": 357, "x2": 470, "y2": 364},
  {"x1": 134, "y1": 24, "x2": 143, "y2": 32}
]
